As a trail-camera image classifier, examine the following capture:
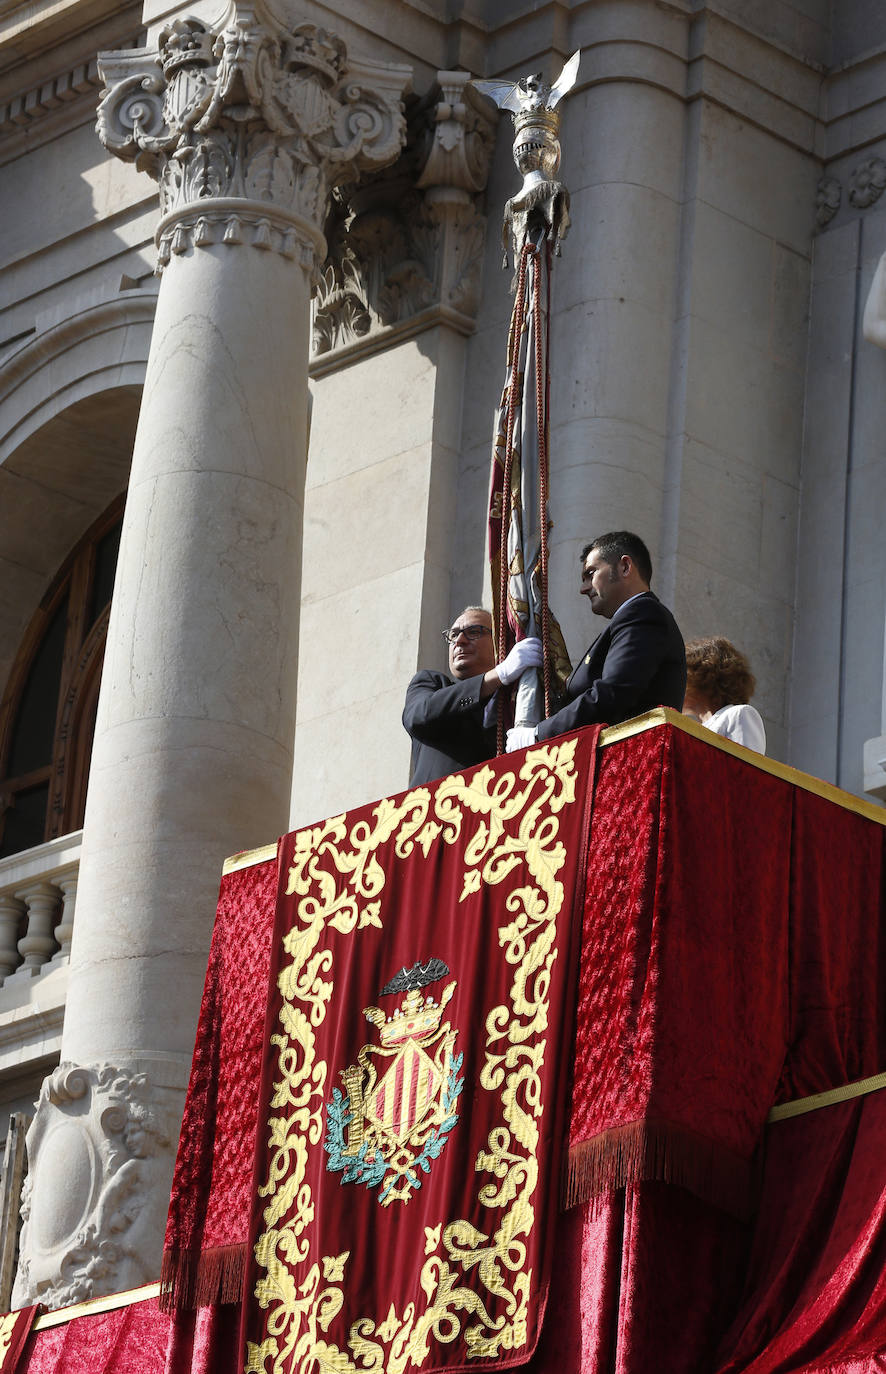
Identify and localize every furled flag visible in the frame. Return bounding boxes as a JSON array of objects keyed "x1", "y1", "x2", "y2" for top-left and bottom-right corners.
[{"x1": 476, "y1": 56, "x2": 579, "y2": 746}]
